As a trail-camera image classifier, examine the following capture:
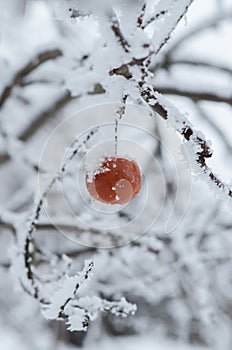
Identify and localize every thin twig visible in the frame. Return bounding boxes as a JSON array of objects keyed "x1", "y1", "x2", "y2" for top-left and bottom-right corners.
[
  {"x1": 141, "y1": 10, "x2": 168, "y2": 29},
  {"x1": 154, "y1": 0, "x2": 194, "y2": 55},
  {"x1": 137, "y1": 2, "x2": 146, "y2": 28},
  {"x1": 168, "y1": 59, "x2": 232, "y2": 76},
  {"x1": 111, "y1": 15, "x2": 130, "y2": 53},
  {"x1": 194, "y1": 102, "x2": 232, "y2": 154},
  {"x1": 19, "y1": 92, "x2": 72, "y2": 142},
  {"x1": 0, "y1": 85, "x2": 105, "y2": 166},
  {"x1": 0, "y1": 49, "x2": 62, "y2": 109},
  {"x1": 166, "y1": 12, "x2": 232, "y2": 56},
  {"x1": 154, "y1": 86, "x2": 232, "y2": 106},
  {"x1": 21, "y1": 128, "x2": 99, "y2": 300}
]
